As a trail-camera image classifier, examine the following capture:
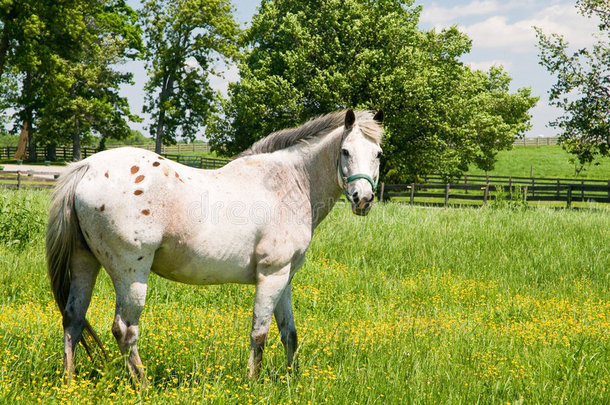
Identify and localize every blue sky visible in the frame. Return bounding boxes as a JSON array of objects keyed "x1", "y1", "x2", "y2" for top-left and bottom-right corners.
[{"x1": 123, "y1": 0, "x2": 601, "y2": 139}]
